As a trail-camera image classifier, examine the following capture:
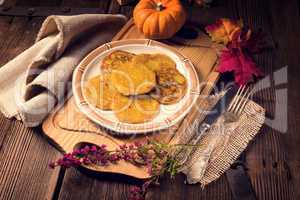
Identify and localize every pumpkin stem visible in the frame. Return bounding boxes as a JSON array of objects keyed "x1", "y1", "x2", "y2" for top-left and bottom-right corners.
[{"x1": 156, "y1": 2, "x2": 165, "y2": 11}]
